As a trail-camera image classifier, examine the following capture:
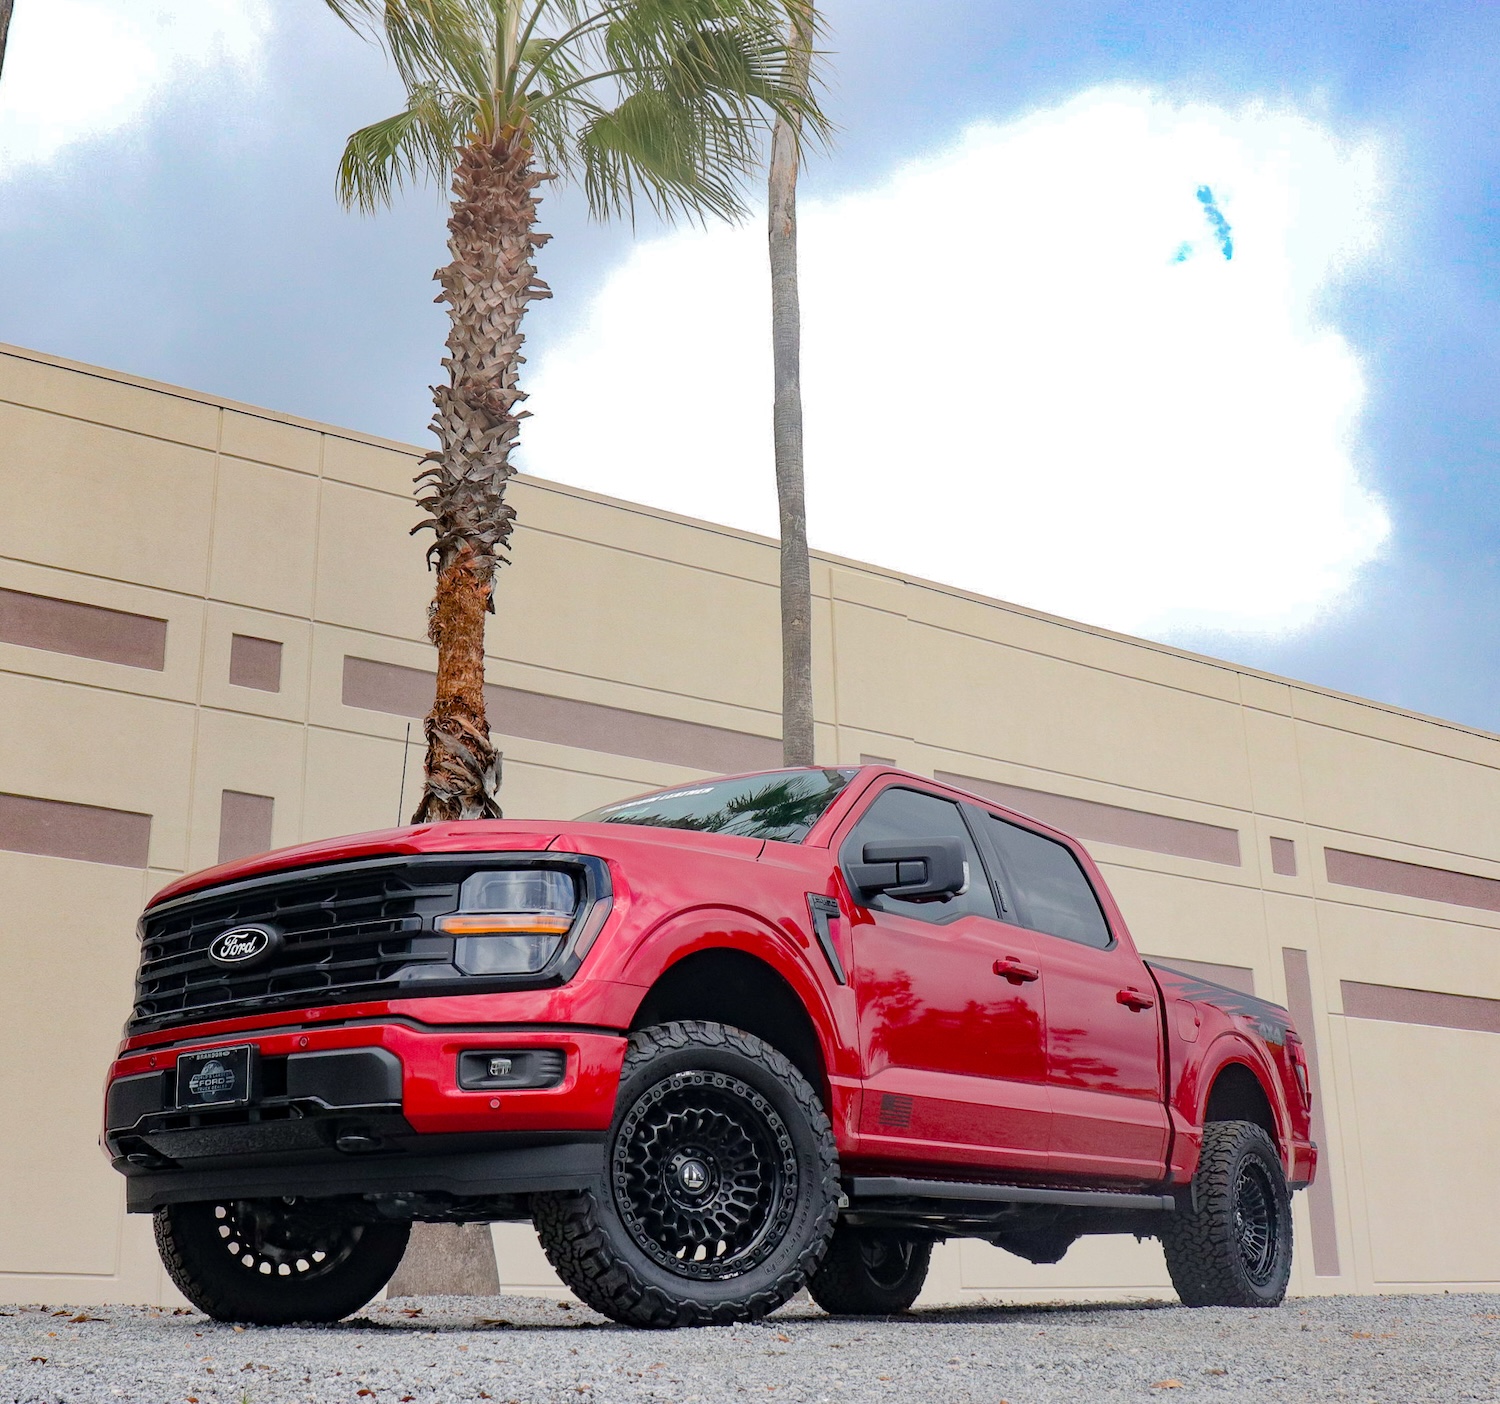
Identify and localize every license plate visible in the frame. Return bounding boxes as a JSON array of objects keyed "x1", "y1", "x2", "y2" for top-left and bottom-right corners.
[{"x1": 176, "y1": 1044, "x2": 256, "y2": 1110}]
